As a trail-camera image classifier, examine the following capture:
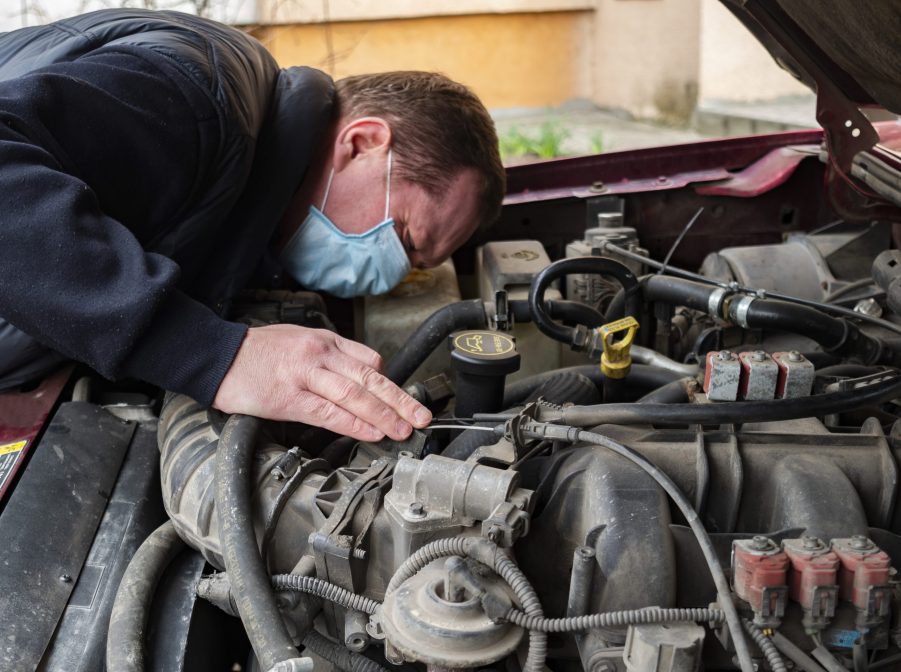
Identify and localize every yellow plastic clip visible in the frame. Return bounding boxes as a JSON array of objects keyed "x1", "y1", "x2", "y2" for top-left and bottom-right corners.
[{"x1": 597, "y1": 316, "x2": 639, "y2": 380}]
